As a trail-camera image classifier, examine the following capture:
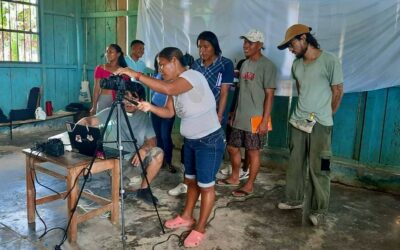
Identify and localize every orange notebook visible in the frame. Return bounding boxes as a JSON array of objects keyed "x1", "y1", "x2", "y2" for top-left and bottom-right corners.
[{"x1": 251, "y1": 116, "x2": 272, "y2": 133}]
